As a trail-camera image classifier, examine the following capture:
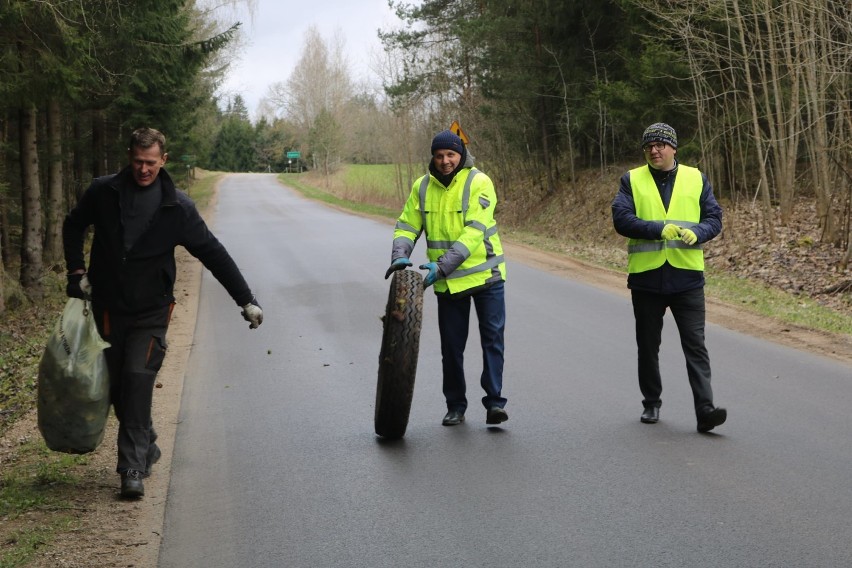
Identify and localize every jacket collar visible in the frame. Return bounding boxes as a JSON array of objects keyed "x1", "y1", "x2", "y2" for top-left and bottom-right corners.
[{"x1": 112, "y1": 166, "x2": 179, "y2": 205}]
